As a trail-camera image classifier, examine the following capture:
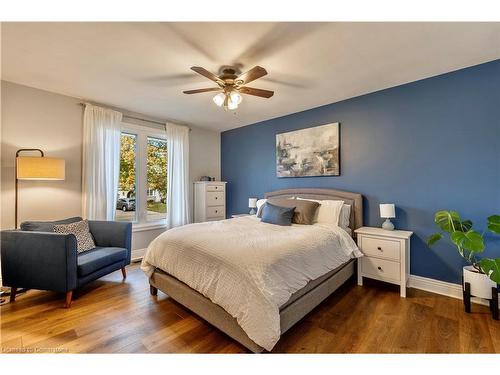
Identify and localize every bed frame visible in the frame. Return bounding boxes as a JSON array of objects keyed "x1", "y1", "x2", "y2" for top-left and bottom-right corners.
[{"x1": 149, "y1": 188, "x2": 363, "y2": 352}]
